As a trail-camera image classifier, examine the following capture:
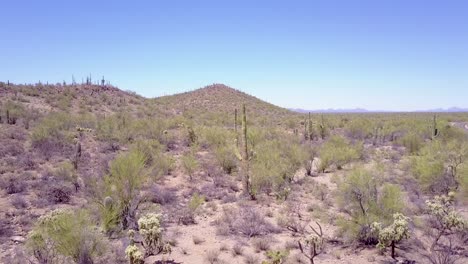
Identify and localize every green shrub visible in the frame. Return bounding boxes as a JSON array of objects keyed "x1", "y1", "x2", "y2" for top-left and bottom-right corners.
[
  {"x1": 101, "y1": 150, "x2": 148, "y2": 231},
  {"x1": 182, "y1": 152, "x2": 198, "y2": 180},
  {"x1": 31, "y1": 112, "x2": 75, "y2": 144},
  {"x1": 336, "y1": 167, "x2": 405, "y2": 244},
  {"x1": 250, "y1": 138, "x2": 306, "y2": 195},
  {"x1": 26, "y1": 209, "x2": 106, "y2": 264},
  {"x1": 214, "y1": 146, "x2": 237, "y2": 174},
  {"x1": 318, "y1": 135, "x2": 362, "y2": 172},
  {"x1": 400, "y1": 132, "x2": 424, "y2": 154}
]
